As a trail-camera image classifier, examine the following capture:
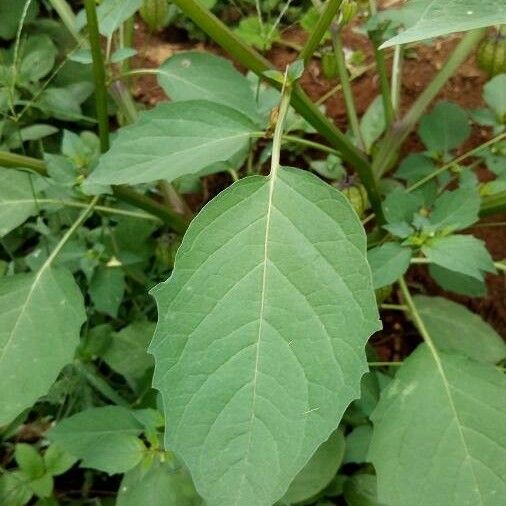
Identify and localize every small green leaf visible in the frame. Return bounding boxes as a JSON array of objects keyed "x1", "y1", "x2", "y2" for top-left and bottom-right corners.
[
  {"x1": 0, "y1": 0, "x2": 38, "y2": 40},
  {"x1": 381, "y1": 0, "x2": 506, "y2": 48},
  {"x1": 360, "y1": 96, "x2": 386, "y2": 154},
  {"x1": 483, "y1": 74, "x2": 506, "y2": 120},
  {"x1": 15, "y1": 444, "x2": 45, "y2": 480},
  {"x1": 429, "y1": 187, "x2": 480, "y2": 231},
  {"x1": 234, "y1": 16, "x2": 280, "y2": 50},
  {"x1": 28, "y1": 473, "x2": 53, "y2": 499},
  {"x1": 368, "y1": 242, "x2": 412, "y2": 289},
  {"x1": 0, "y1": 268, "x2": 85, "y2": 426},
  {"x1": 117, "y1": 458, "x2": 202, "y2": 506},
  {"x1": 110, "y1": 47, "x2": 137, "y2": 63},
  {"x1": 282, "y1": 429, "x2": 345, "y2": 505},
  {"x1": 429, "y1": 263, "x2": 486, "y2": 297},
  {"x1": 413, "y1": 296, "x2": 506, "y2": 363},
  {"x1": 102, "y1": 320, "x2": 155, "y2": 387},
  {"x1": 343, "y1": 474, "x2": 384, "y2": 506},
  {"x1": 0, "y1": 170, "x2": 40, "y2": 237},
  {"x1": 418, "y1": 102, "x2": 471, "y2": 156},
  {"x1": 47, "y1": 406, "x2": 146, "y2": 474},
  {"x1": 43, "y1": 444, "x2": 77, "y2": 477},
  {"x1": 370, "y1": 344, "x2": 506, "y2": 506},
  {"x1": 69, "y1": 49, "x2": 93, "y2": 64},
  {"x1": 382, "y1": 187, "x2": 422, "y2": 225},
  {"x1": 89, "y1": 266, "x2": 125, "y2": 317},
  {"x1": 310, "y1": 154, "x2": 345, "y2": 180},
  {"x1": 150, "y1": 167, "x2": 380, "y2": 505},
  {"x1": 343, "y1": 425, "x2": 372, "y2": 464},
  {"x1": 85, "y1": 101, "x2": 257, "y2": 187},
  {"x1": 0, "y1": 471, "x2": 32, "y2": 506},
  {"x1": 19, "y1": 35, "x2": 57, "y2": 83},
  {"x1": 158, "y1": 52, "x2": 261, "y2": 123},
  {"x1": 422, "y1": 234, "x2": 495, "y2": 280}
]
